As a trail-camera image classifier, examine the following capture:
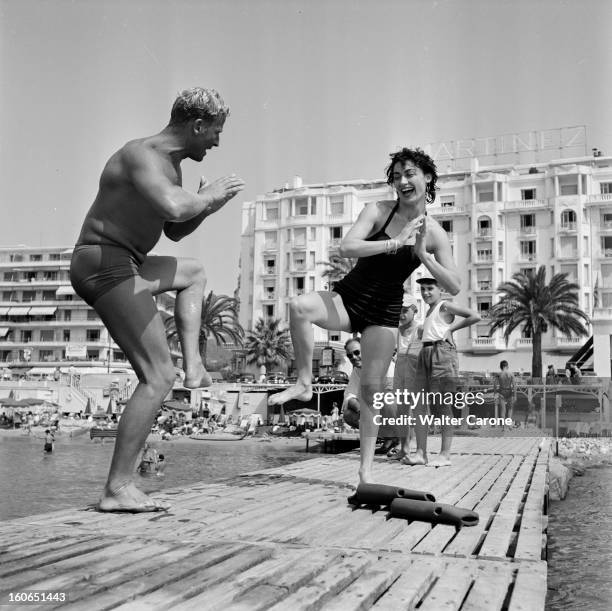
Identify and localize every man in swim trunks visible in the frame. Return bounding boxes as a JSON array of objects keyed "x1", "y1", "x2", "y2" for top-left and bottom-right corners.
[
  {"x1": 269, "y1": 148, "x2": 461, "y2": 485},
  {"x1": 70, "y1": 87, "x2": 244, "y2": 512}
]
